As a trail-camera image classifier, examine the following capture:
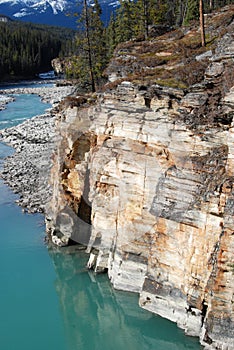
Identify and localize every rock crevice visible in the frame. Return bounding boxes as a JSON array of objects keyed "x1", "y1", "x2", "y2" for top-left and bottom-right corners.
[
  {"x1": 1, "y1": 7, "x2": 234, "y2": 350},
  {"x1": 47, "y1": 75, "x2": 234, "y2": 349},
  {"x1": 46, "y1": 13, "x2": 234, "y2": 346}
]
